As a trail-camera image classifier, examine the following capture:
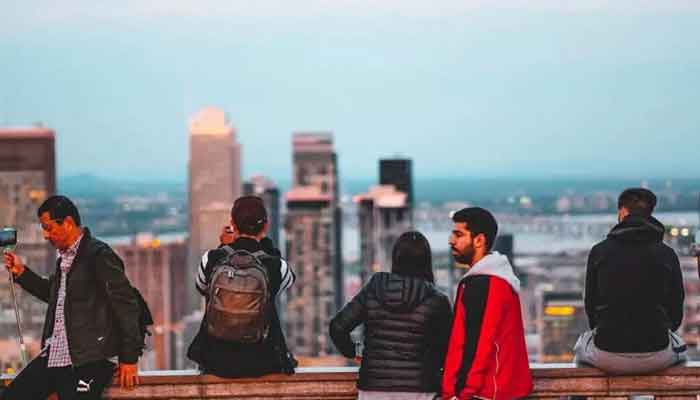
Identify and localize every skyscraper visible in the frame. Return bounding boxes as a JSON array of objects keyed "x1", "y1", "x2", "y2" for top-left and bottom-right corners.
[
  {"x1": 112, "y1": 233, "x2": 188, "y2": 371},
  {"x1": 285, "y1": 133, "x2": 342, "y2": 358},
  {"x1": 0, "y1": 126, "x2": 56, "y2": 369},
  {"x1": 187, "y1": 108, "x2": 241, "y2": 312},
  {"x1": 243, "y1": 175, "x2": 280, "y2": 248},
  {"x1": 354, "y1": 185, "x2": 411, "y2": 283},
  {"x1": 379, "y1": 158, "x2": 413, "y2": 211}
]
